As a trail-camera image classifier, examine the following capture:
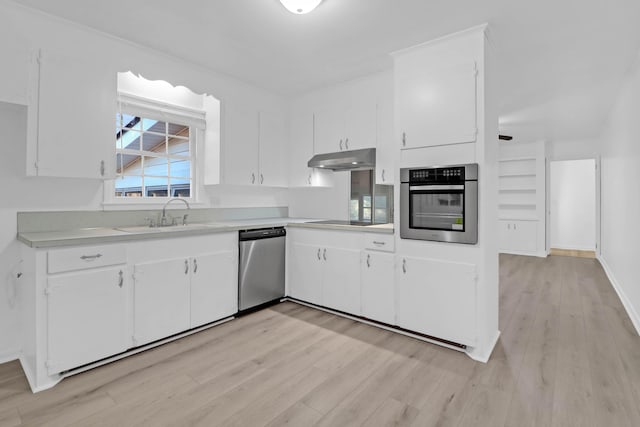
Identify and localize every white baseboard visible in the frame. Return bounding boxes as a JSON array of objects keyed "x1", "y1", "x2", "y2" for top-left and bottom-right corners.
[
  {"x1": 499, "y1": 249, "x2": 547, "y2": 258},
  {"x1": 0, "y1": 349, "x2": 19, "y2": 365},
  {"x1": 597, "y1": 255, "x2": 640, "y2": 336},
  {"x1": 467, "y1": 330, "x2": 501, "y2": 363}
]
